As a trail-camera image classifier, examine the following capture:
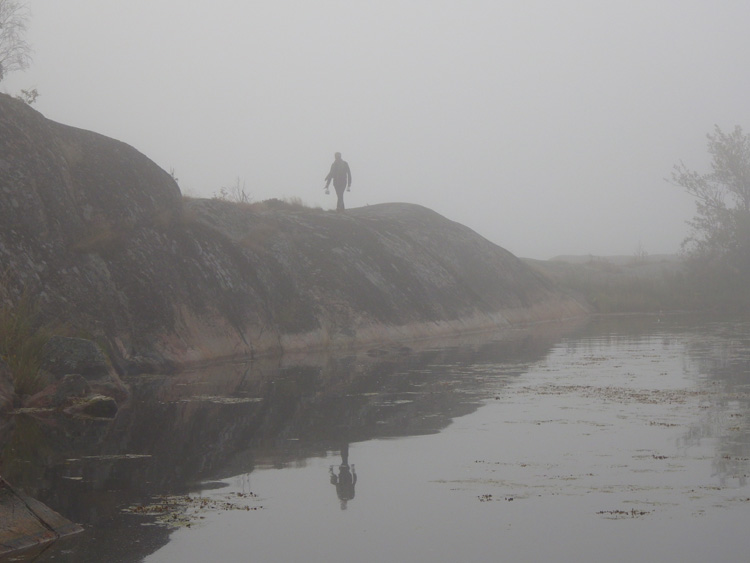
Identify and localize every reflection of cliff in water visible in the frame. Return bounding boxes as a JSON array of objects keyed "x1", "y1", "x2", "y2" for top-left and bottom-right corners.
[{"x1": 0, "y1": 321, "x2": 582, "y2": 561}]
